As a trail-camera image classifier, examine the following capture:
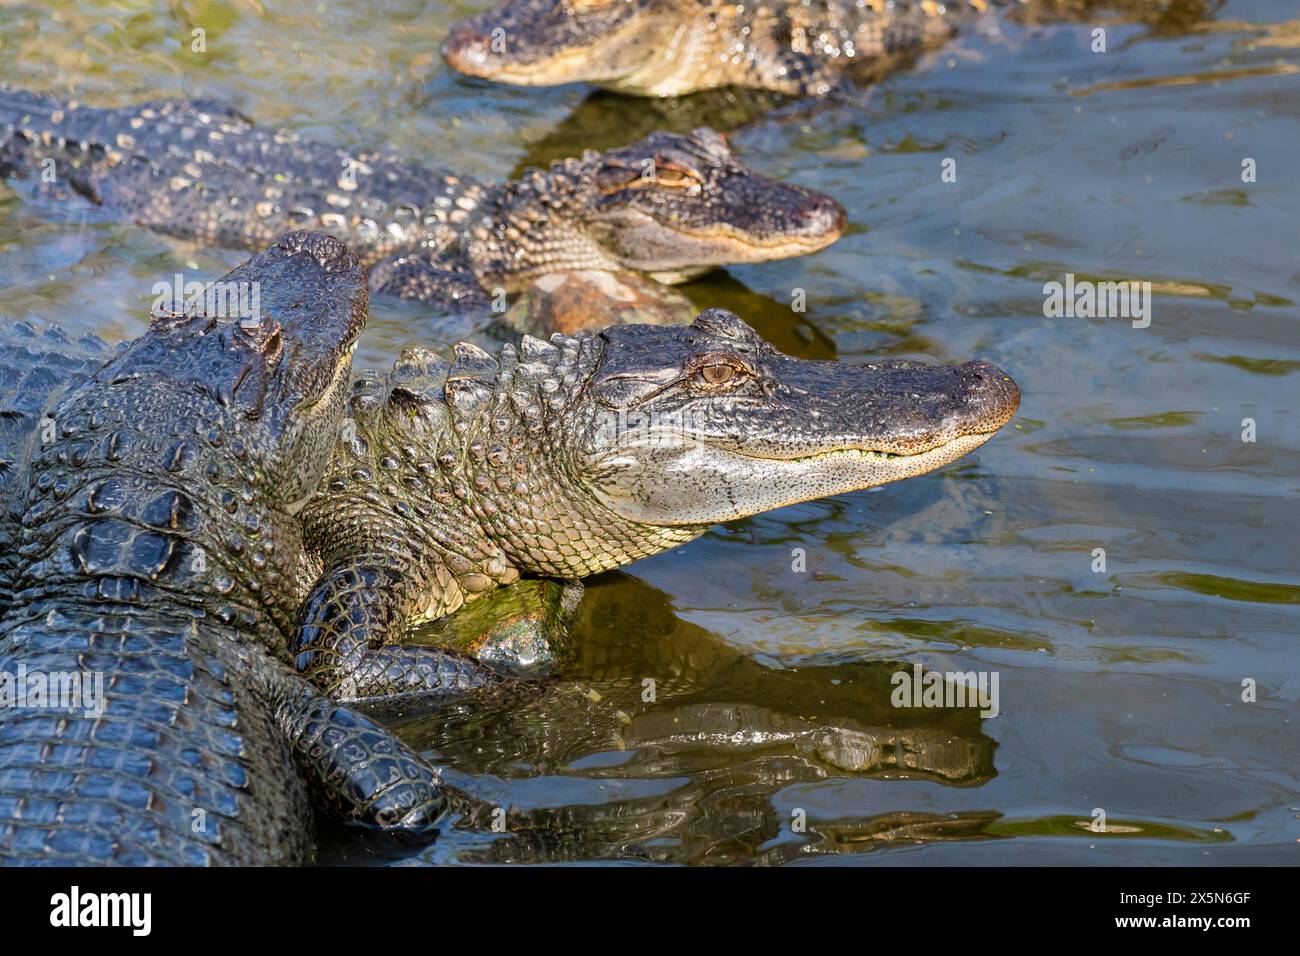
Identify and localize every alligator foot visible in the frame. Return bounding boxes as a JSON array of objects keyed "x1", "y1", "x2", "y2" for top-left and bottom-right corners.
[
  {"x1": 292, "y1": 562, "x2": 515, "y2": 706},
  {"x1": 272, "y1": 674, "x2": 448, "y2": 840}
]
